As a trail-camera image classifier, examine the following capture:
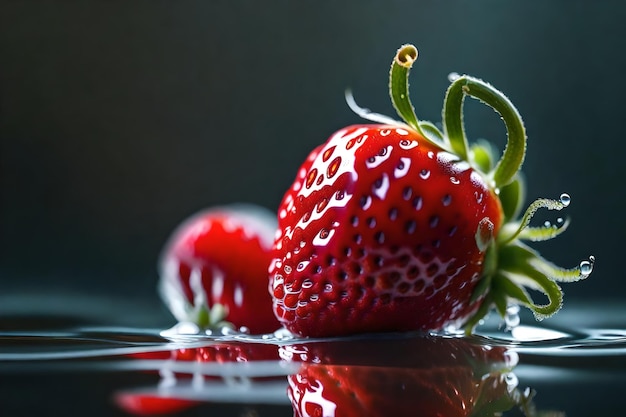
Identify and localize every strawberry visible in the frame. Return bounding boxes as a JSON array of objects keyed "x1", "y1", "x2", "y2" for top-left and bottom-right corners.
[
  {"x1": 116, "y1": 342, "x2": 283, "y2": 415},
  {"x1": 159, "y1": 204, "x2": 280, "y2": 334},
  {"x1": 283, "y1": 335, "x2": 523, "y2": 417},
  {"x1": 269, "y1": 44, "x2": 594, "y2": 337},
  {"x1": 114, "y1": 393, "x2": 198, "y2": 416}
]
